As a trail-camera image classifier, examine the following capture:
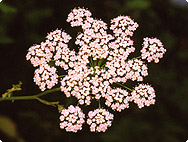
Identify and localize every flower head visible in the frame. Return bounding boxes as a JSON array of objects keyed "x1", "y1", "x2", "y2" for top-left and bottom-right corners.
[
  {"x1": 67, "y1": 7, "x2": 92, "y2": 27},
  {"x1": 34, "y1": 64, "x2": 58, "y2": 91},
  {"x1": 26, "y1": 7, "x2": 166, "y2": 133},
  {"x1": 60, "y1": 66, "x2": 110, "y2": 105},
  {"x1": 105, "y1": 87, "x2": 131, "y2": 112},
  {"x1": 131, "y1": 84, "x2": 156, "y2": 108},
  {"x1": 141, "y1": 37, "x2": 166, "y2": 63},
  {"x1": 60, "y1": 105, "x2": 85, "y2": 133},
  {"x1": 87, "y1": 108, "x2": 114, "y2": 132},
  {"x1": 110, "y1": 16, "x2": 139, "y2": 37}
]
